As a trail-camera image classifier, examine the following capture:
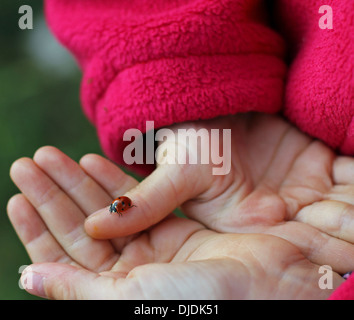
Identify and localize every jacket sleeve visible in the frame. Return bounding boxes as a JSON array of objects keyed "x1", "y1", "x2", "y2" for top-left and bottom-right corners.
[
  {"x1": 275, "y1": 0, "x2": 354, "y2": 157},
  {"x1": 329, "y1": 273, "x2": 354, "y2": 300},
  {"x1": 44, "y1": 0, "x2": 286, "y2": 175}
]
